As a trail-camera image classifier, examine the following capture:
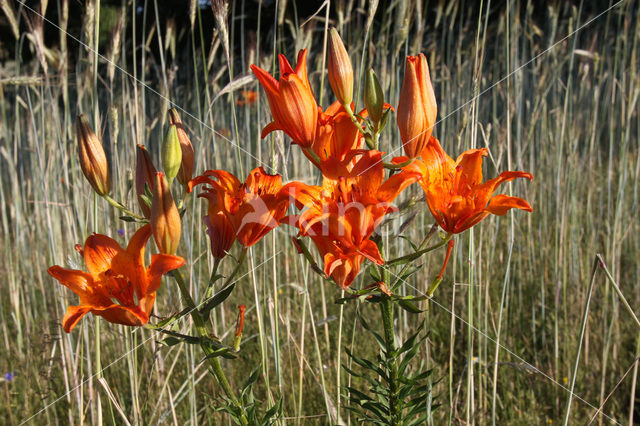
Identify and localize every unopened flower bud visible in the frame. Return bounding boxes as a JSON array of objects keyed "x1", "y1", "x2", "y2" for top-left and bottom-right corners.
[
  {"x1": 76, "y1": 114, "x2": 110, "y2": 195},
  {"x1": 364, "y1": 69, "x2": 384, "y2": 124},
  {"x1": 328, "y1": 28, "x2": 353, "y2": 105},
  {"x1": 161, "y1": 125, "x2": 182, "y2": 182},
  {"x1": 233, "y1": 304, "x2": 246, "y2": 351},
  {"x1": 150, "y1": 172, "x2": 181, "y2": 255},
  {"x1": 168, "y1": 109, "x2": 195, "y2": 185},
  {"x1": 397, "y1": 53, "x2": 437, "y2": 158},
  {"x1": 135, "y1": 145, "x2": 157, "y2": 218}
]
